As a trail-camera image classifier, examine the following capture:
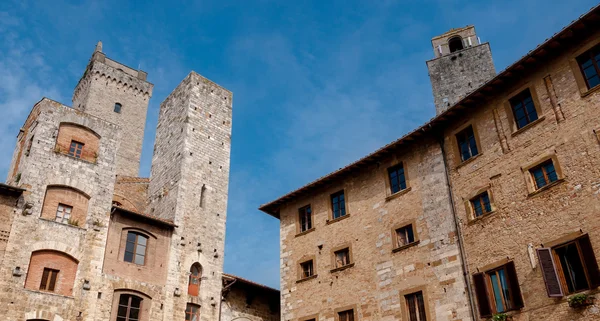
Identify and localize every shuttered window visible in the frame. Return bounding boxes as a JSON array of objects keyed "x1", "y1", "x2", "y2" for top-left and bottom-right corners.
[
  {"x1": 39, "y1": 268, "x2": 59, "y2": 292},
  {"x1": 472, "y1": 262, "x2": 524, "y2": 317},
  {"x1": 538, "y1": 234, "x2": 600, "y2": 296},
  {"x1": 405, "y1": 291, "x2": 427, "y2": 321},
  {"x1": 338, "y1": 309, "x2": 354, "y2": 321}
]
